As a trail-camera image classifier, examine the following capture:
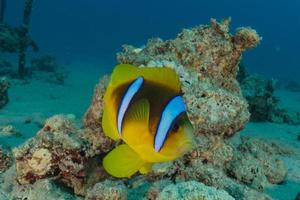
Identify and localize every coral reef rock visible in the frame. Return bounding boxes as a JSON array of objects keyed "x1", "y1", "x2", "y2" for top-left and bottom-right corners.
[
  {"x1": 238, "y1": 65, "x2": 300, "y2": 124},
  {"x1": 0, "y1": 166, "x2": 81, "y2": 200},
  {"x1": 0, "y1": 77, "x2": 9, "y2": 109},
  {"x1": 0, "y1": 125, "x2": 22, "y2": 137},
  {"x1": 13, "y1": 114, "x2": 112, "y2": 196},
  {"x1": 156, "y1": 181, "x2": 235, "y2": 200},
  {"x1": 226, "y1": 137, "x2": 287, "y2": 191},
  {"x1": 85, "y1": 180, "x2": 127, "y2": 200},
  {"x1": 144, "y1": 137, "x2": 283, "y2": 199},
  {"x1": 83, "y1": 75, "x2": 115, "y2": 153},
  {"x1": 81, "y1": 19, "x2": 277, "y2": 200},
  {"x1": 87, "y1": 18, "x2": 261, "y2": 138},
  {"x1": 117, "y1": 18, "x2": 260, "y2": 93},
  {"x1": 0, "y1": 146, "x2": 13, "y2": 173}
]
